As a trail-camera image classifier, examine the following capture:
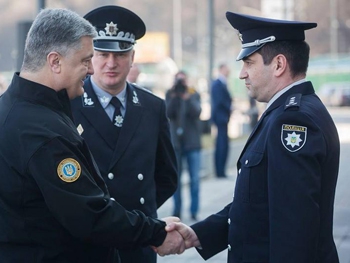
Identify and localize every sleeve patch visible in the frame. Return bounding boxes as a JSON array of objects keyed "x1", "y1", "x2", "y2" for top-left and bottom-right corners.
[
  {"x1": 57, "y1": 158, "x2": 81, "y2": 182},
  {"x1": 281, "y1": 124, "x2": 307, "y2": 152}
]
